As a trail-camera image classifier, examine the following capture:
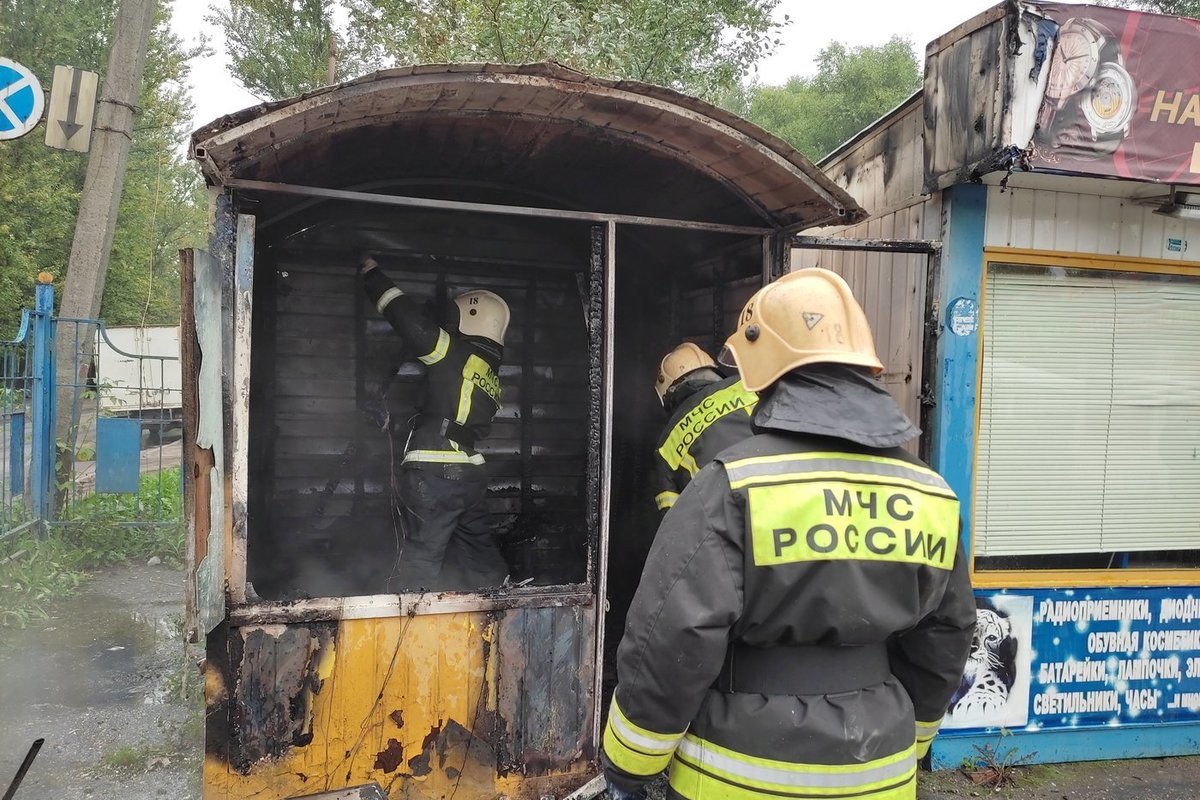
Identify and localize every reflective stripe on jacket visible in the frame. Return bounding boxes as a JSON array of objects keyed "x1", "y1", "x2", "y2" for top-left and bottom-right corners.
[
  {"x1": 652, "y1": 376, "x2": 756, "y2": 512},
  {"x1": 603, "y1": 431, "x2": 975, "y2": 800}
]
